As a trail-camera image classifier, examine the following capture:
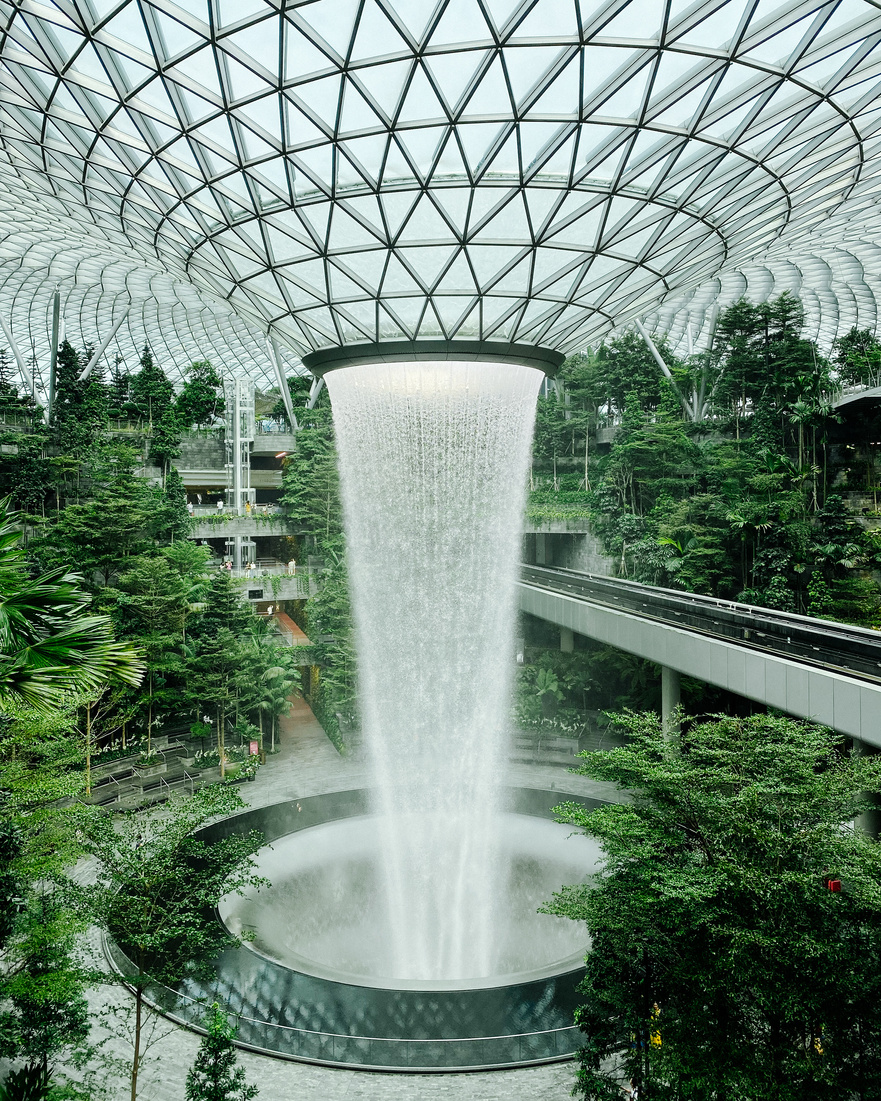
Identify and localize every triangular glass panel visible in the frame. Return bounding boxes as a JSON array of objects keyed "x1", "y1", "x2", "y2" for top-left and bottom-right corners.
[
  {"x1": 548, "y1": 205, "x2": 604, "y2": 250},
  {"x1": 457, "y1": 122, "x2": 504, "y2": 174},
  {"x1": 286, "y1": 257, "x2": 329, "y2": 297},
  {"x1": 461, "y1": 57, "x2": 512, "y2": 118},
  {"x1": 434, "y1": 251, "x2": 478, "y2": 293},
  {"x1": 502, "y1": 47, "x2": 565, "y2": 108},
  {"x1": 433, "y1": 131, "x2": 470, "y2": 178},
  {"x1": 425, "y1": 50, "x2": 491, "y2": 113},
  {"x1": 532, "y1": 129, "x2": 576, "y2": 178},
  {"x1": 380, "y1": 190, "x2": 420, "y2": 237},
  {"x1": 385, "y1": 295, "x2": 427, "y2": 336},
  {"x1": 377, "y1": 303, "x2": 408, "y2": 341},
  {"x1": 595, "y1": 67, "x2": 651, "y2": 119},
  {"x1": 295, "y1": 200, "x2": 332, "y2": 247},
  {"x1": 433, "y1": 295, "x2": 477, "y2": 333},
  {"x1": 297, "y1": 306, "x2": 338, "y2": 341},
  {"x1": 335, "y1": 298, "x2": 377, "y2": 338},
  {"x1": 297, "y1": 0, "x2": 361, "y2": 59},
  {"x1": 528, "y1": 54, "x2": 580, "y2": 117},
  {"x1": 103, "y1": 6, "x2": 154, "y2": 56},
  {"x1": 432, "y1": 186, "x2": 472, "y2": 231},
  {"x1": 514, "y1": 0, "x2": 579, "y2": 39},
  {"x1": 398, "y1": 126, "x2": 448, "y2": 177},
  {"x1": 342, "y1": 247, "x2": 389, "y2": 292},
  {"x1": 740, "y1": 14, "x2": 813, "y2": 67},
  {"x1": 524, "y1": 186, "x2": 564, "y2": 235},
  {"x1": 329, "y1": 264, "x2": 370, "y2": 300},
  {"x1": 342, "y1": 194, "x2": 387, "y2": 238},
  {"x1": 474, "y1": 194, "x2": 531, "y2": 242},
  {"x1": 515, "y1": 298, "x2": 560, "y2": 340},
  {"x1": 484, "y1": 129, "x2": 520, "y2": 176},
  {"x1": 328, "y1": 207, "x2": 380, "y2": 250},
  {"x1": 648, "y1": 76, "x2": 715, "y2": 129},
  {"x1": 397, "y1": 64, "x2": 447, "y2": 124},
  {"x1": 382, "y1": 253, "x2": 424, "y2": 294},
  {"x1": 385, "y1": 0, "x2": 439, "y2": 44},
  {"x1": 481, "y1": 297, "x2": 520, "y2": 340},
  {"x1": 340, "y1": 133, "x2": 388, "y2": 182},
  {"x1": 416, "y1": 302, "x2": 445, "y2": 338},
  {"x1": 430, "y1": 0, "x2": 493, "y2": 47},
  {"x1": 670, "y1": 3, "x2": 743, "y2": 51},
  {"x1": 170, "y1": 46, "x2": 223, "y2": 99},
  {"x1": 267, "y1": 223, "x2": 315, "y2": 263},
  {"x1": 519, "y1": 121, "x2": 569, "y2": 175},
  {"x1": 284, "y1": 100, "x2": 328, "y2": 146},
  {"x1": 224, "y1": 55, "x2": 273, "y2": 102},
  {"x1": 340, "y1": 79, "x2": 382, "y2": 133},
  {"x1": 154, "y1": 10, "x2": 205, "y2": 60},
  {"x1": 295, "y1": 74, "x2": 343, "y2": 128},
  {"x1": 598, "y1": 0, "x2": 664, "y2": 40},
  {"x1": 350, "y1": 1, "x2": 410, "y2": 62},
  {"x1": 284, "y1": 23, "x2": 333, "y2": 83},
  {"x1": 354, "y1": 59, "x2": 413, "y2": 120},
  {"x1": 493, "y1": 254, "x2": 531, "y2": 294},
  {"x1": 397, "y1": 244, "x2": 457, "y2": 288},
  {"x1": 292, "y1": 142, "x2": 334, "y2": 191},
  {"x1": 466, "y1": 243, "x2": 524, "y2": 288},
  {"x1": 398, "y1": 194, "x2": 455, "y2": 242}
]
